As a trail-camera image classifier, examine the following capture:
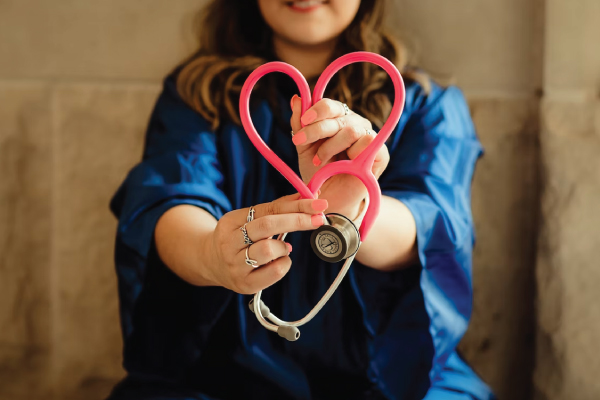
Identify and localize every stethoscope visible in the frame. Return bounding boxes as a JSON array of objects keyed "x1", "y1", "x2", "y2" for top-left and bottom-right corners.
[{"x1": 239, "y1": 51, "x2": 406, "y2": 341}]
